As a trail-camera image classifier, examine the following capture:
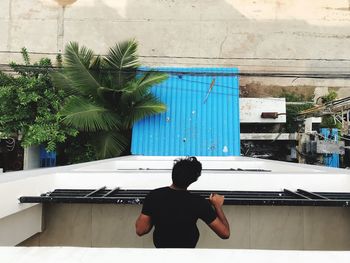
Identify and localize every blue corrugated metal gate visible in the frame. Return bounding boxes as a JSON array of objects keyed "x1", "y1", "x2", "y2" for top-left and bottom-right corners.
[{"x1": 131, "y1": 67, "x2": 240, "y2": 156}]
